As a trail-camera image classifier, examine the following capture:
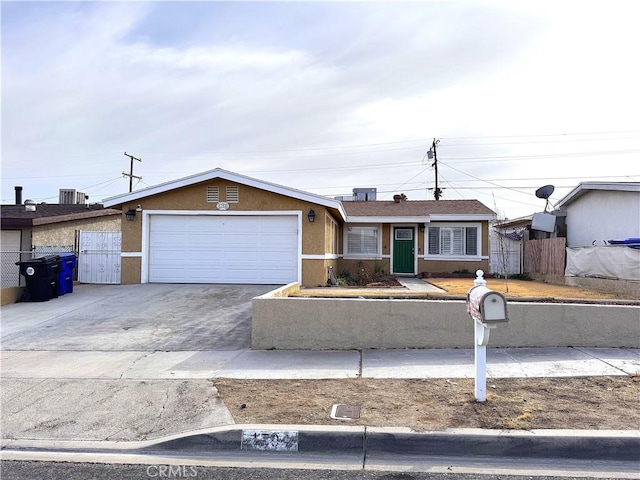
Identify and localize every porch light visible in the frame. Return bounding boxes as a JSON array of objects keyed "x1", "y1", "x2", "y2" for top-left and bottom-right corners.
[
  {"x1": 419, "y1": 223, "x2": 426, "y2": 232},
  {"x1": 307, "y1": 209, "x2": 316, "y2": 223},
  {"x1": 125, "y1": 208, "x2": 136, "y2": 221}
]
